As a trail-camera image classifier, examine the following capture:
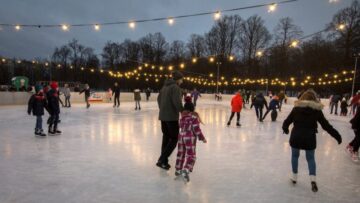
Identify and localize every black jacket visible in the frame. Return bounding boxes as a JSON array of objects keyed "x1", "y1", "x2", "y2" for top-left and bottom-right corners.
[
  {"x1": 28, "y1": 93, "x2": 48, "y2": 116},
  {"x1": 112, "y1": 86, "x2": 120, "y2": 96},
  {"x1": 253, "y1": 94, "x2": 268, "y2": 109},
  {"x1": 350, "y1": 110, "x2": 360, "y2": 130},
  {"x1": 283, "y1": 100, "x2": 342, "y2": 150},
  {"x1": 47, "y1": 89, "x2": 60, "y2": 115},
  {"x1": 80, "y1": 88, "x2": 91, "y2": 97}
]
